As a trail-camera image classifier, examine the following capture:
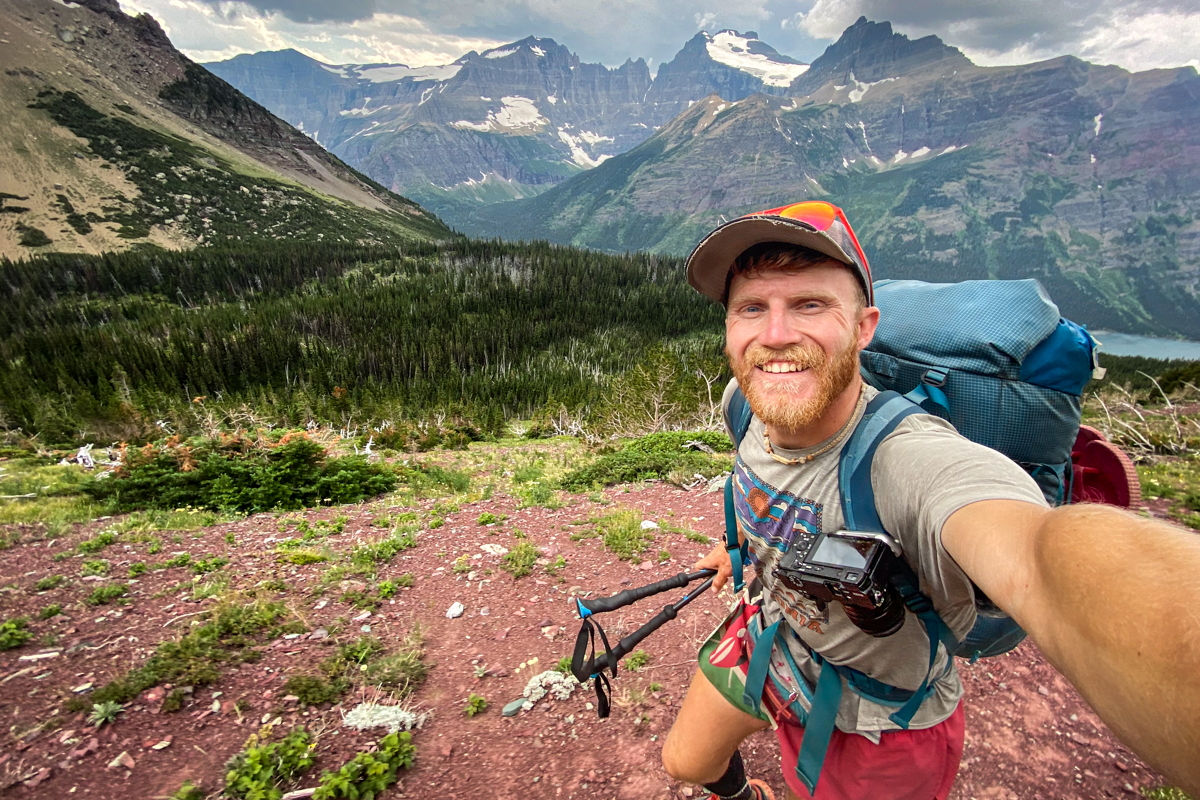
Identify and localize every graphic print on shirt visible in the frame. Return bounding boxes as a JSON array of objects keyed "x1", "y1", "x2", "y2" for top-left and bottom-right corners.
[{"x1": 733, "y1": 459, "x2": 830, "y2": 632}]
